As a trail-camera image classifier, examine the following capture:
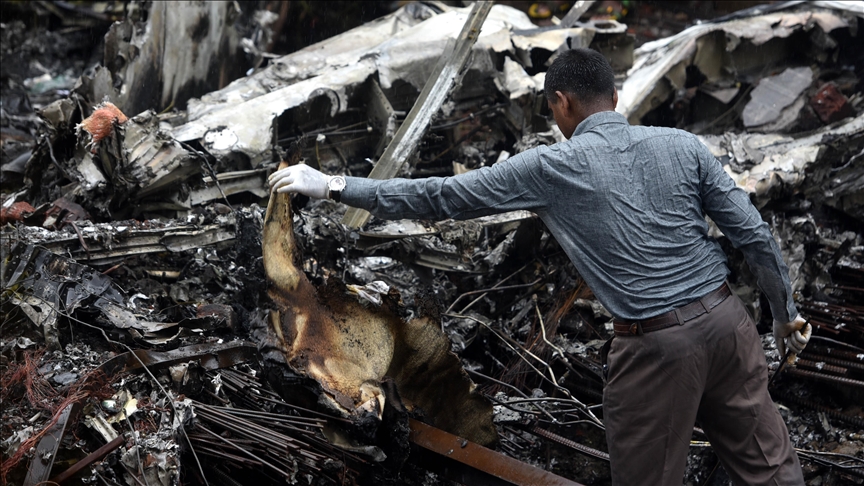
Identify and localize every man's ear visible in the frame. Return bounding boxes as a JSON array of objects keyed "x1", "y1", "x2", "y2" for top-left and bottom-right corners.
[
  {"x1": 555, "y1": 90, "x2": 570, "y2": 112},
  {"x1": 612, "y1": 88, "x2": 618, "y2": 110}
]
